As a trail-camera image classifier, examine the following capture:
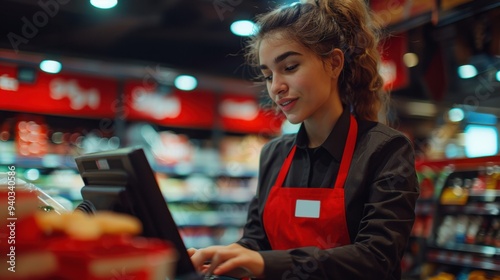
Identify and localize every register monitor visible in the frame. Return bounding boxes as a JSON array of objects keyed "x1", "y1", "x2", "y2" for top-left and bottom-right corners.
[{"x1": 74, "y1": 147, "x2": 198, "y2": 278}]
